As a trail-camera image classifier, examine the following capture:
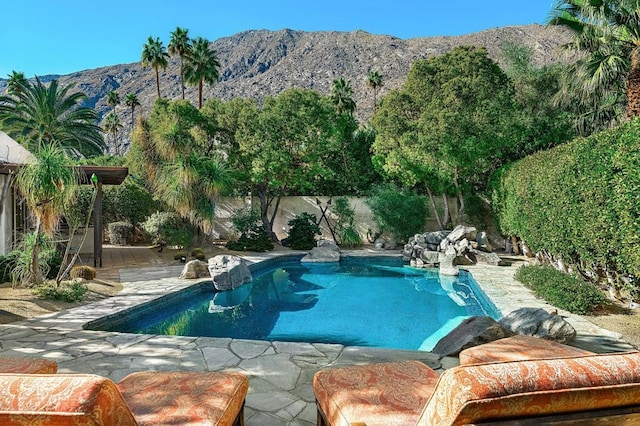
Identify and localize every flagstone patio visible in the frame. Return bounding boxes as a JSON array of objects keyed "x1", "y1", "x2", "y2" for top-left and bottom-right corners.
[{"x1": 0, "y1": 251, "x2": 634, "y2": 425}]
